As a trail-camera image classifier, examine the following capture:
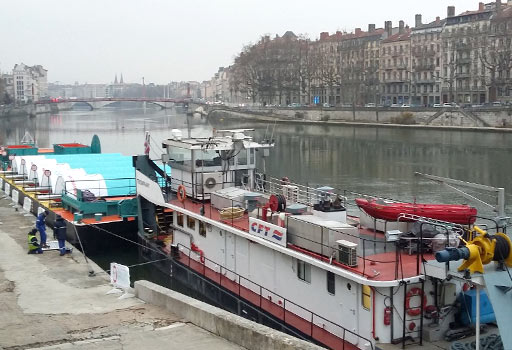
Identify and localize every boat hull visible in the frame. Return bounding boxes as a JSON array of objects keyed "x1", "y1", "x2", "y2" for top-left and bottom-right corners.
[
  {"x1": 355, "y1": 198, "x2": 477, "y2": 224},
  {"x1": 137, "y1": 233, "x2": 358, "y2": 350}
]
